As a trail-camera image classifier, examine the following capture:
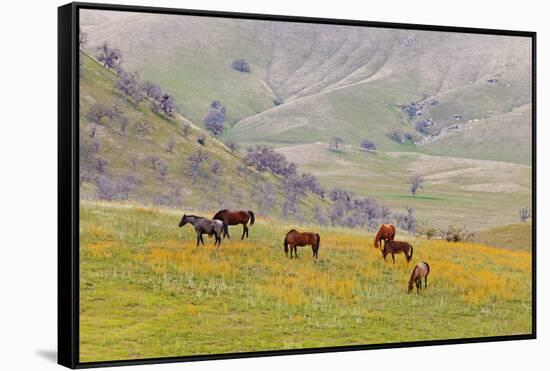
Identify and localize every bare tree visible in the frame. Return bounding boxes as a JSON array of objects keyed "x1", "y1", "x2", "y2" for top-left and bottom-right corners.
[
  {"x1": 396, "y1": 207, "x2": 416, "y2": 234},
  {"x1": 116, "y1": 71, "x2": 143, "y2": 103},
  {"x1": 79, "y1": 28, "x2": 88, "y2": 49},
  {"x1": 180, "y1": 123, "x2": 191, "y2": 138},
  {"x1": 408, "y1": 175, "x2": 424, "y2": 197},
  {"x1": 186, "y1": 150, "x2": 209, "y2": 185},
  {"x1": 225, "y1": 140, "x2": 240, "y2": 153},
  {"x1": 210, "y1": 160, "x2": 223, "y2": 176},
  {"x1": 519, "y1": 207, "x2": 532, "y2": 222},
  {"x1": 136, "y1": 121, "x2": 155, "y2": 136},
  {"x1": 165, "y1": 136, "x2": 176, "y2": 153},
  {"x1": 87, "y1": 103, "x2": 115, "y2": 125},
  {"x1": 96, "y1": 42, "x2": 122, "y2": 70},
  {"x1": 329, "y1": 137, "x2": 345, "y2": 152},
  {"x1": 140, "y1": 80, "x2": 162, "y2": 100}
]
